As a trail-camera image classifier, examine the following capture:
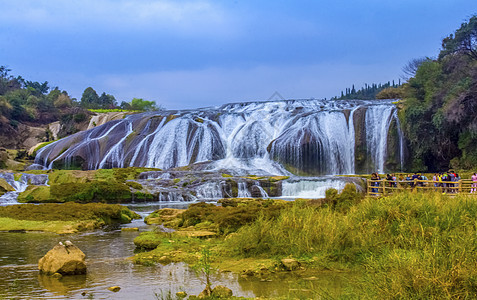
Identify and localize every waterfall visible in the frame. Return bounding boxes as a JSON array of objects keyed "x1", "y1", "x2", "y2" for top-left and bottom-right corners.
[
  {"x1": 253, "y1": 181, "x2": 269, "y2": 198},
  {"x1": 365, "y1": 105, "x2": 396, "y2": 173},
  {"x1": 281, "y1": 177, "x2": 347, "y2": 199},
  {"x1": 0, "y1": 173, "x2": 49, "y2": 204},
  {"x1": 196, "y1": 182, "x2": 223, "y2": 199},
  {"x1": 237, "y1": 182, "x2": 251, "y2": 198},
  {"x1": 34, "y1": 99, "x2": 403, "y2": 175}
]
